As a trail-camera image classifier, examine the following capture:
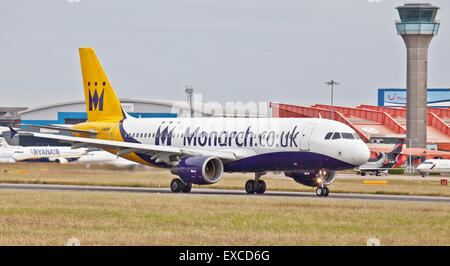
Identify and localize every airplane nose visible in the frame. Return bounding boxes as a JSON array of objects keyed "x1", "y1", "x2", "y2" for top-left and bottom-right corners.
[{"x1": 352, "y1": 143, "x2": 370, "y2": 166}]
